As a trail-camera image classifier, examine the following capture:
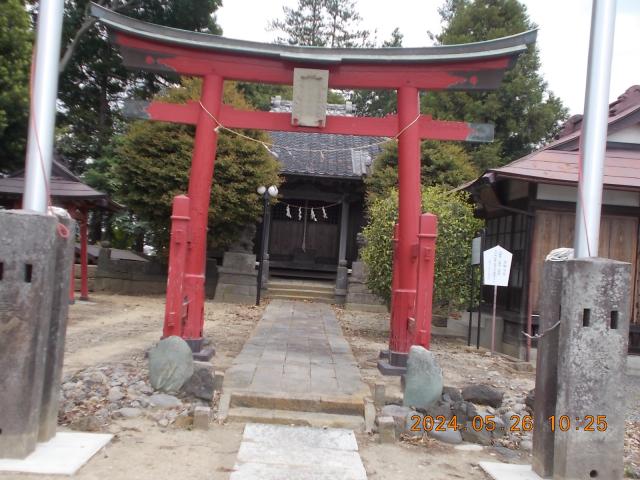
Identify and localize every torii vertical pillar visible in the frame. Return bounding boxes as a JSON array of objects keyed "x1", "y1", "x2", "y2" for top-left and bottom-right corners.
[
  {"x1": 379, "y1": 86, "x2": 423, "y2": 373},
  {"x1": 174, "y1": 74, "x2": 222, "y2": 359}
]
